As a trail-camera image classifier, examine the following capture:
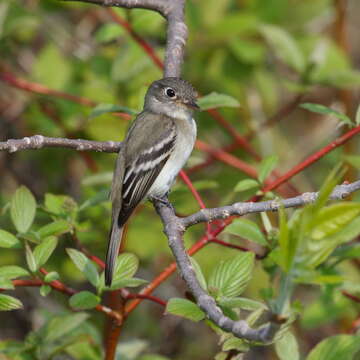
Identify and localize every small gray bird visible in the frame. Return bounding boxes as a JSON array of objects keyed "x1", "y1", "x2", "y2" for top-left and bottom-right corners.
[{"x1": 105, "y1": 77, "x2": 199, "y2": 286}]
